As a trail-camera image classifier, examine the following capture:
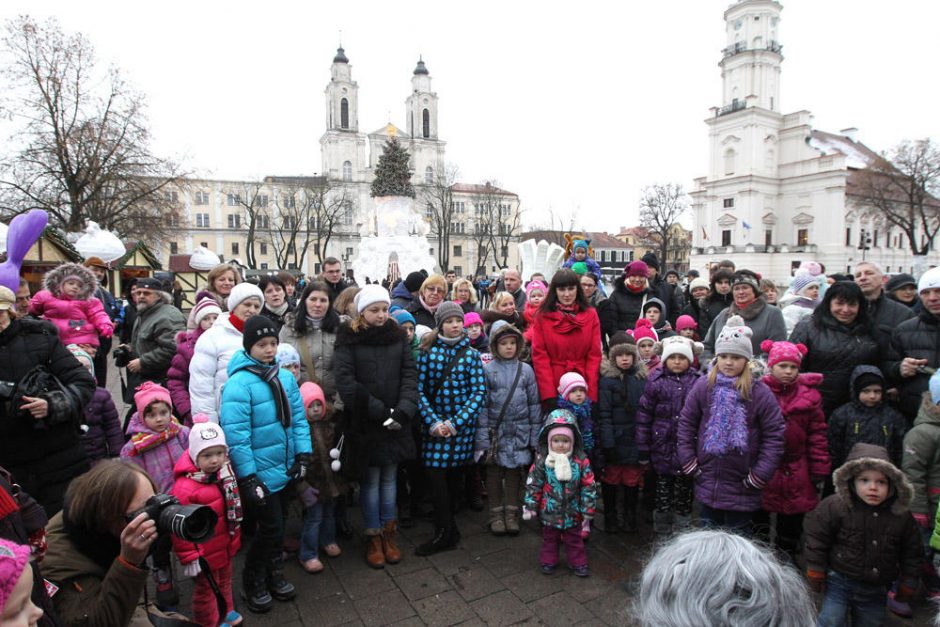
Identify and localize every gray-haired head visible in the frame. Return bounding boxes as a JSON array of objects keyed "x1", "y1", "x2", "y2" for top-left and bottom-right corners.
[{"x1": 631, "y1": 530, "x2": 815, "y2": 627}]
